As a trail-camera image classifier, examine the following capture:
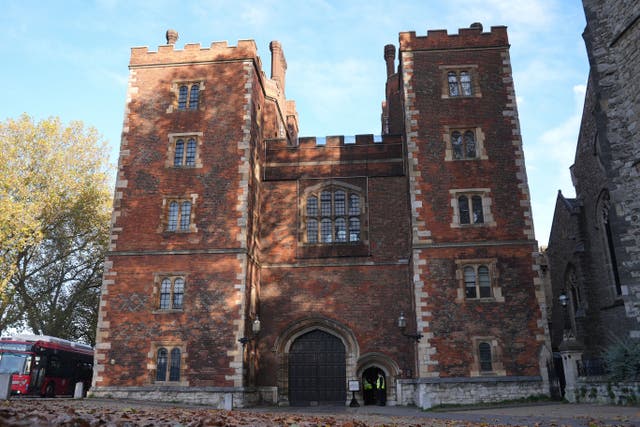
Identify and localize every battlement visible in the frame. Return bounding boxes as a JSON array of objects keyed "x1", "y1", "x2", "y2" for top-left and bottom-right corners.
[
  {"x1": 130, "y1": 39, "x2": 262, "y2": 68},
  {"x1": 264, "y1": 134, "x2": 404, "y2": 180},
  {"x1": 266, "y1": 134, "x2": 393, "y2": 149},
  {"x1": 399, "y1": 23, "x2": 508, "y2": 51}
]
